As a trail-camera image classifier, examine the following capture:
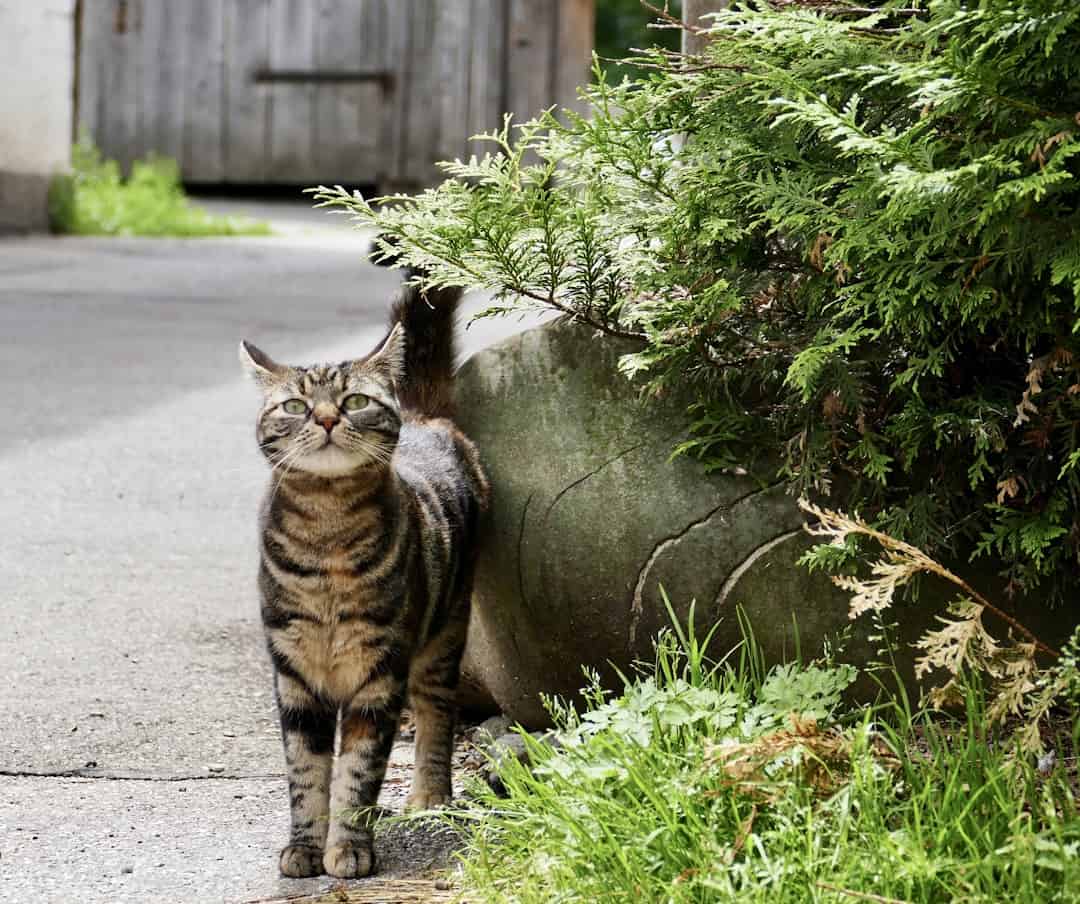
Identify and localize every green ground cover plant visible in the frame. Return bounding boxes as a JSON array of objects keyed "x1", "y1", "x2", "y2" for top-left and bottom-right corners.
[
  {"x1": 316, "y1": 0, "x2": 1080, "y2": 608},
  {"x1": 454, "y1": 609, "x2": 1079, "y2": 903},
  {"x1": 49, "y1": 139, "x2": 269, "y2": 237}
]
